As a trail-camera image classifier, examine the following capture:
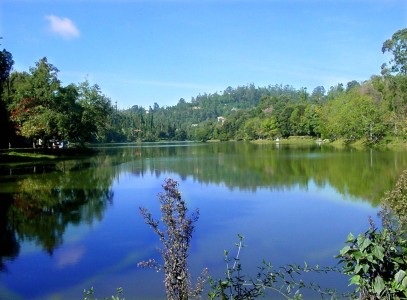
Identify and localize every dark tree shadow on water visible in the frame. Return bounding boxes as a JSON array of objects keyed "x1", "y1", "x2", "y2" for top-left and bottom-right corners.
[{"x1": 0, "y1": 193, "x2": 20, "y2": 272}]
